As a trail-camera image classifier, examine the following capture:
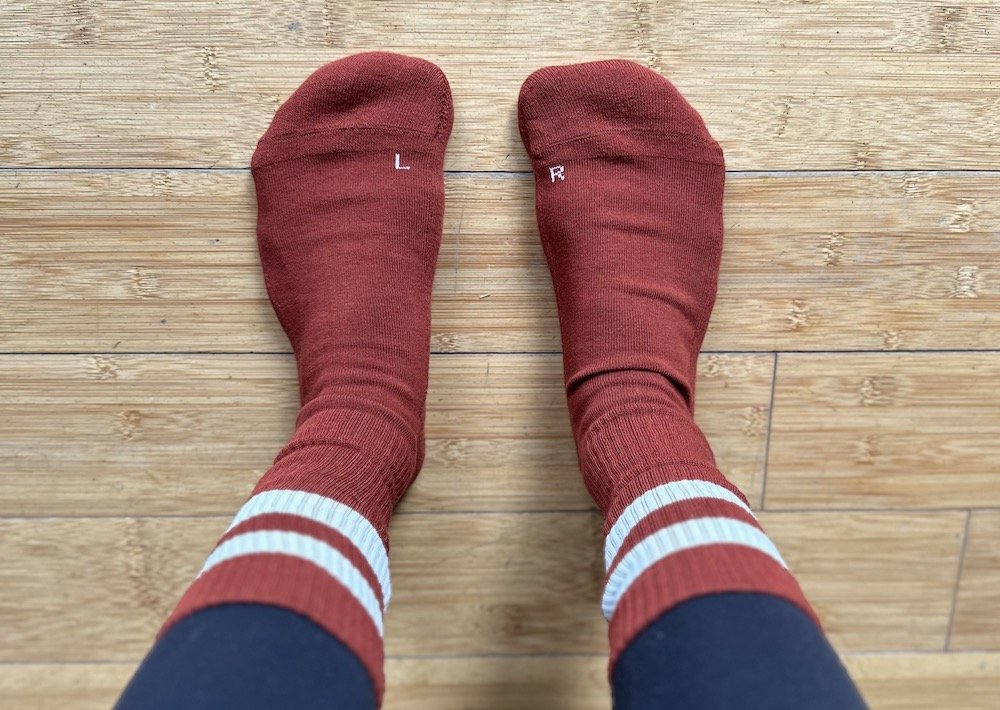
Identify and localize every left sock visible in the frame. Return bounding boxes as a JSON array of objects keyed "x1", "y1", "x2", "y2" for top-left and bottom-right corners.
[{"x1": 157, "y1": 52, "x2": 453, "y2": 704}]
